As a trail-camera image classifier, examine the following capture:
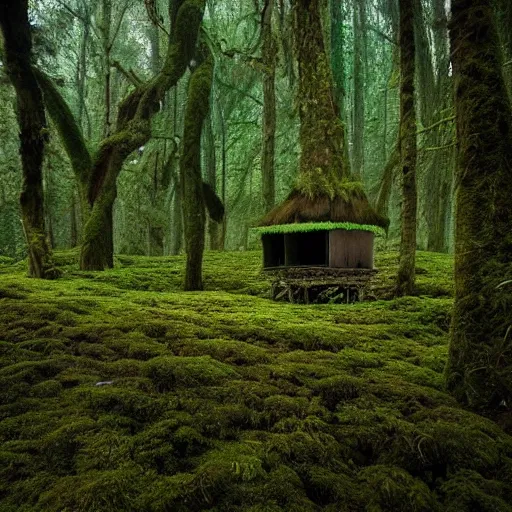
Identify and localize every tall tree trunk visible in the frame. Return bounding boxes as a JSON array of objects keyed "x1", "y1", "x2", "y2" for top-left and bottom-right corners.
[
  {"x1": 77, "y1": 7, "x2": 90, "y2": 132},
  {"x1": 217, "y1": 95, "x2": 227, "y2": 250},
  {"x1": 446, "y1": 0, "x2": 512, "y2": 411},
  {"x1": 181, "y1": 47, "x2": 214, "y2": 291},
  {"x1": 0, "y1": 1, "x2": 59, "y2": 279},
  {"x1": 261, "y1": 0, "x2": 276, "y2": 214},
  {"x1": 70, "y1": 187, "x2": 79, "y2": 248},
  {"x1": 170, "y1": 171, "x2": 183, "y2": 255},
  {"x1": 396, "y1": 0, "x2": 417, "y2": 296},
  {"x1": 296, "y1": 0, "x2": 349, "y2": 179},
  {"x1": 426, "y1": 0, "x2": 452, "y2": 253},
  {"x1": 147, "y1": 23, "x2": 164, "y2": 256},
  {"x1": 415, "y1": 0, "x2": 452, "y2": 253},
  {"x1": 330, "y1": 0, "x2": 351, "y2": 169},
  {"x1": 148, "y1": 151, "x2": 165, "y2": 256},
  {"x1": 101, "y1": 0, "x2": 113, "y2": 138},
  {"x1": 352, "y1": 0, "x2": 366, "y2": 178},
  {"x1": 330, "y1": 0, "x2": 345, "y2": 115}
]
